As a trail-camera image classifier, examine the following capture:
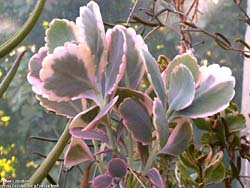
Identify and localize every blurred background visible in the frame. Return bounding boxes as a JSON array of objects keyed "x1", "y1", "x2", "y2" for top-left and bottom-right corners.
[{"x1": 0, "y1": 0, "x2": 246, "y2": 186}]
